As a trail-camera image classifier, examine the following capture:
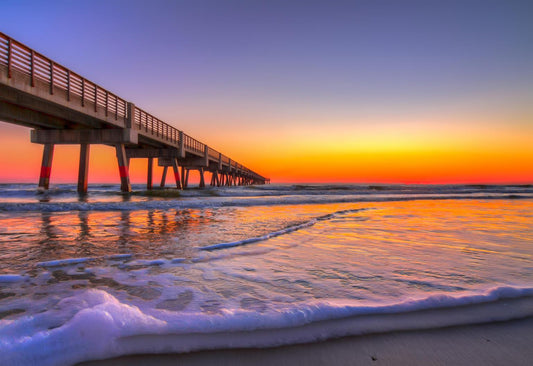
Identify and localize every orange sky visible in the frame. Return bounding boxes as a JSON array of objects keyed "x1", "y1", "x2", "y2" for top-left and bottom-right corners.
[
  {"x1": 1, "y1": 107, "x2": 531, "y2": 185},
  {"x1": 1, "y1": 2, "x2": 532, "y2": 185}
]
